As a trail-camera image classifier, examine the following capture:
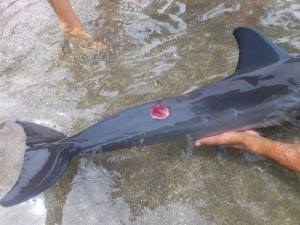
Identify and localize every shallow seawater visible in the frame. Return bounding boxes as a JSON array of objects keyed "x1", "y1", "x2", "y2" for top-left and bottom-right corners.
[{"x1": 1, "y1": 0, "x2": 300, "y2": 224}]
